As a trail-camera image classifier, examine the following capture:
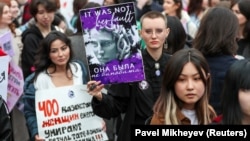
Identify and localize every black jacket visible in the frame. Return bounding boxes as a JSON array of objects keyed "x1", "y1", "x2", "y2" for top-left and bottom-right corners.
[
  {"x1": 91, "y1": 49, "x2": 171, "y2": 141},
  {"x1": 0, "y1": 96, "x2": 12, "y2": 141},
  {"x1": 21, "y1": 25, "x2": 57, "y2": 79},
  {"x1": 206, "y1": 55, "x2": 237, "y2": 115},
  {"x1": 237, "y1": 38, "x2": 250, "y2": 59}
]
